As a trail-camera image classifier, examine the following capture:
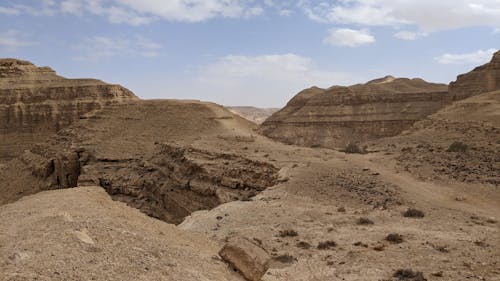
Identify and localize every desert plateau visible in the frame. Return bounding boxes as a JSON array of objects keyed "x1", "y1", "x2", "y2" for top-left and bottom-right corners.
[{"x1": 0, "y1": 2, "x2": 499, "y2": 281}]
